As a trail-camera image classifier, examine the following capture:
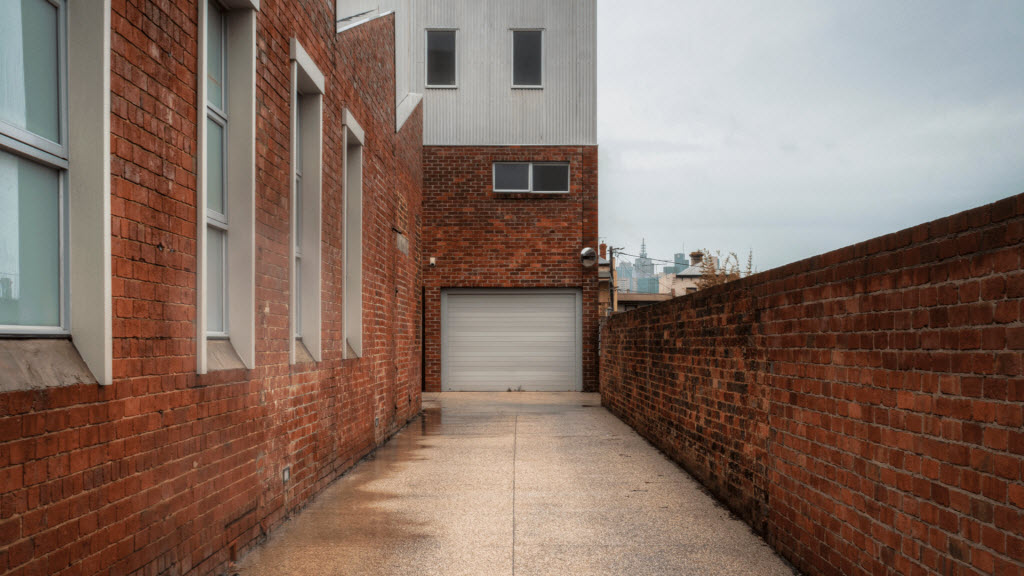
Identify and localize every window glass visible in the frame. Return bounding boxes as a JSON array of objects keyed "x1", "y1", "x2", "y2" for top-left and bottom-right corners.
[
  {"x1": 532, "y1": 164, "x2": 569, "y2": 192},
  {"x1": 494, "y1": 163, "x2": 529, "y2": 191},
  {"x1": 426, "y1": 30, "x2": 456, "y2": 86},
  {"x1": 512, "y1": 30, "x2": 542, "y2": 87},
  {"x1": 0, "y1": 150, "x2": 61, "y2": 327},
  {"x1": 206, "y1": 118, "x2": 225, "y2": 216},
  {"x1": 207, "y1": 0, "x2": 224, "y2": 110},
  {"x1": 206, "y1": 226, "x2": 226, "y2": 333},
  {"x1": 0, "y1": 0, "x2": 61, "y2": 143}
]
